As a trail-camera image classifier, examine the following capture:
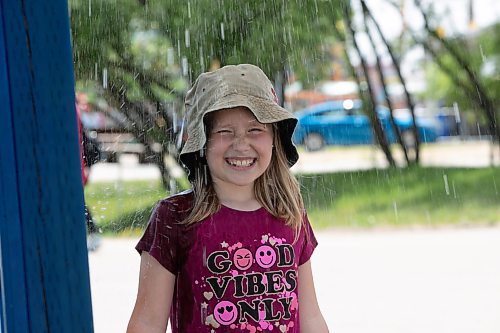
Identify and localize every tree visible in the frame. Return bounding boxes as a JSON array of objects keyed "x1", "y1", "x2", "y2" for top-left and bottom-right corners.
[
  {"x1": 361, "y1": 0, "x2": 421, "y2": 164},
  {"x1": 142, "y1": 0, "x2": 341, "y2": 102},
  {"x1": 360, "y1": 0, "x2": 412, "y2": 165},
  {"x1": 70, "y1": 0, "x2": 346, "y2": 189},
  {"x1": 70, "y1": 0, "x2": 187, "y2": 189},
  {"x1": 412, "y1": 0, "x2": 499, "y2": 148},
  {"x1": 338, "y1": 0, "x2": 396, "y2": 166}
]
